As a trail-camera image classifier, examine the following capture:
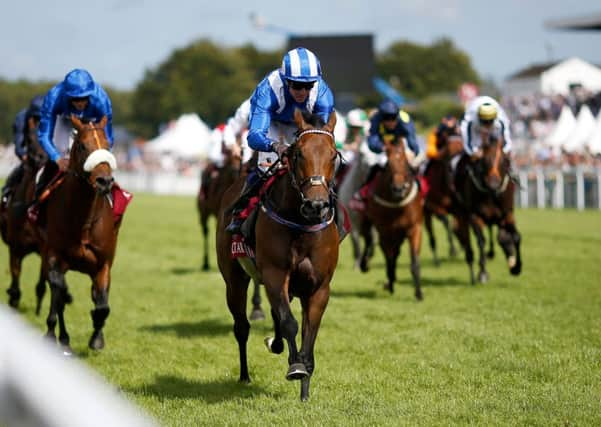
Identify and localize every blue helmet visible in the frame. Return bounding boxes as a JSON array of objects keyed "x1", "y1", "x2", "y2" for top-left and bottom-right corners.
[
  {"x1": 280, "y1": 47, "x2": 322, "y2": 82},
  {"x1": 378, "y1": 99, "x2": 400, "y2": 117},
  {"x1": 28, "y1": 95, "x2": 45, "y2": 117},
  {"x1": 63, "y1": 68, "x2": 96, "y2": 98}
]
